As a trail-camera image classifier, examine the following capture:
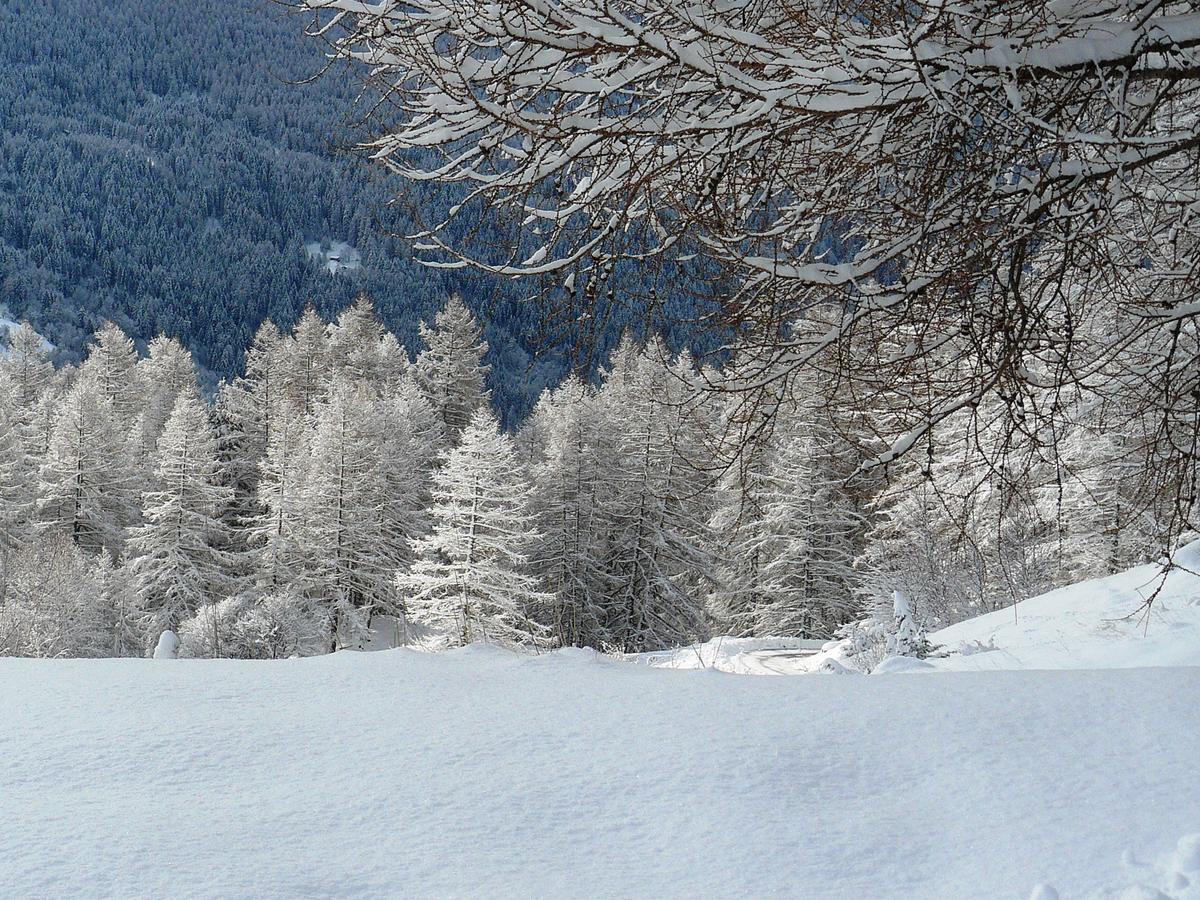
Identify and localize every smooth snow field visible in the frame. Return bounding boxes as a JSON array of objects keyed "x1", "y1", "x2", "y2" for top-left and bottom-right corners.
[{"x1": 2, "y1": 647, "x2": 1198, "y2": 899}]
